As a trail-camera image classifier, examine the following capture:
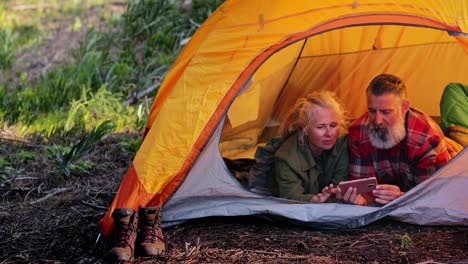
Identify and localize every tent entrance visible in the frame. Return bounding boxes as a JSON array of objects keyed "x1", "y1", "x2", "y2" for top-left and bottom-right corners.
[{"x1": 219, "y1": 24, "x2": 468, "y2": 164}]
